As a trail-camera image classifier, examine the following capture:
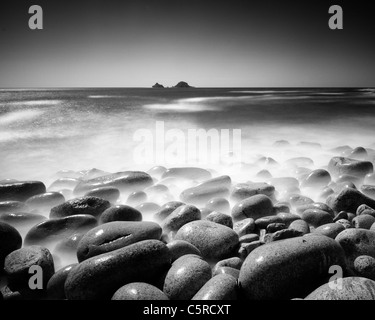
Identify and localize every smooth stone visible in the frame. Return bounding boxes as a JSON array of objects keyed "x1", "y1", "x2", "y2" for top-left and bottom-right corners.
[
  {"x1": 0, "y1": 221, "x2": 22, "y2": 269},
  {"x1": 361, "y1": 185, "x2": 375, "y2": 199},
  {"x1": 153, "y1": 201, "x2": 185, "y2": 222},
  {"x1": 162, "y1": 167, "x2": 212, "y2": 181},
  {"x1": 112, "y1": 282, "x2": 168, "y2": 300},
  {"x1": 328, "y1": 157, "x2": 373, "y2": 178},
  {"x1": 266, "y1": 223, "x2": 287, "y2": 233},
  {"x1": 333, "y1": 211, "x2": 348, "y2": 222},
  {"x1": 247, "y1": 182, "x2": 275, "y2": 197},
  {"x1": 255, "y1": 215, "x2": 283, "y2": 230},
  {"x1": 76, "y1": 221, "x2": 162, "y2": 261},
  {"x1": 318, "y1": 187, "x2": 335, "y2": 200},
  {"x1": 79, "y1": 168, "x2": 110, "y2": 180},
  {"x1": 205, "y1": 211, "x2": 233, "y2": 228},
  {"x1": 175, "y1": 220, "x2": 239, "y2": 261},
  {"x1": 273, "y1": 203, "x2": 291, "y2": 214},
  {"x1": 84, "y1": 187, "x2": 120, "y2": 203},
  {"x1": 287, "y1": 194, "x2": 314, "y2": 208},
  {"x1": 167, "y1": 240, "x2": 202, "y2": 262},
  {"x1": 353, "y1": 256, "x2": 375, "y2": 281},
  {"x1": 212, "y1": 267, "x2": 240, "y2": 280},
  {"x1": 147, "y1": 166, "x2": 167, "y2": 178},
  {"x1": 100, "y1": 205, "x2": 142, "y2": 223},
  {"x1": 301, "y1": 169, "x2": 331, "y2": 188},
  {"x1": 0, "y1": 181, "x2": 46, "y2": 202},
  {"x1": 162, "y1": 204, "x2": 201, "y2": 233},
  {"x1": 350, "y1": 147, "x2": 368, "y2": 159},
  {"x1": 264, "y1": 229, "x2": 303, "y2": 243},
  {"x1": 231, "y1": 194, "x2": 274, "y2": 222},
  {"x1": 331, "y1": 181, "x2": 357, "y2": 193},
  {"x1": 352, "y1": 214, "x2": 375, "y2": 229},
  {"x1": 239, "y1": 235, "x2": 346, "y2": 300},
  {"x1": 135, "y1": 202, "x2": 161, "y2": 215},
  {"x1": 335, "y1": 228, "x2": 375, "y2": 269},
  {"x1": 50, "y1": 196, "x2": 110, "y2": 219},
  {"x1": 54, "y1": 233, "x2": 84, "y2": 255},
  {"x1": 301, "y1": 209, "x2": 333, "y2": 227},
  {"x1": 197, "y1": 175, "x2": 232, "y2": 189},
  {"x1": 357, "y1": 204, "x2": 375, "y2": 217},
  {"x1": 313, "y1": 223, "x2": 345, "y2": 239},
  {"x1": 233, "y1": 218, "x2": 256, "y2": 237},
  {"x1": 48, "y1": 178, "x2": 80, "y2": 191},
  {"x1": 192, "y1": 274, "x2": 237, "y2": 300},
  {"x1": 213, "y1": 257, "x2": 243, "y2": 273},
  {"x1": 289, "y1": 219, "x2": 310, "y2": 235},
  {"x1": 336, "y1": 219, "x2": 352, "y2": 229},
  {"x1": 25, "y1": 214, "x2": 98, "y2": 246},
  {"x1": 25, "y1": 192, "x2": 65, "y2": 212},
  {"x1": 46, "y1": 264, "x2": 77, "y2": 300},
  {"x1": 305, "y1": 277, "x2": 375, "y2": 300},
  {"x1": 296, "y1": 202, "x2": 334, "y2": 217},
  {"x1": 73, "y1": 171, "x2": 153, "y2": 195},
  {"x1": 4, "y1": 245, "x2": 55, "y2": 290},
  {"x1": 239, "y1": 233, "x2": 260, "y2": 244},
  {"x1": 239, "y1": 240, "x2": 264, "y2": 259},
  {"x1": 163, "y1": 255, "x2": 212, "y2": 300},
  {"x1": 126, "y1": 191, "x2": 147, "y2": 207},
  {"x1": 327, "y1": 188, "x2": 375, "y2": 214},
  {"x1": 180, "y1": 185, "x2": 229, "y2": 206},
  {"x1": 0, "y1": 201, "x2": 28, "y2": 214},
  {"x1": 230, "y1": 183, "x2": 275, "y2": 202},
  {"x1": 65, "y1": 240, "x2": 171, "y2": 300},
  {"x1": 205, "y1": 198, "x2": 230, "y2": 214},
  {"x1": 256, "y1": 170, "x2": 272, "y2": 179},
  {"x1": 276, "y1": 212, "x2": 301, "y2": 226},
  {"x1": 335, "y1": 174, "x2": 362, "y2": 185},
  {"x1": 0, "y1": 212, "x2": 47, "y2": 229}
]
